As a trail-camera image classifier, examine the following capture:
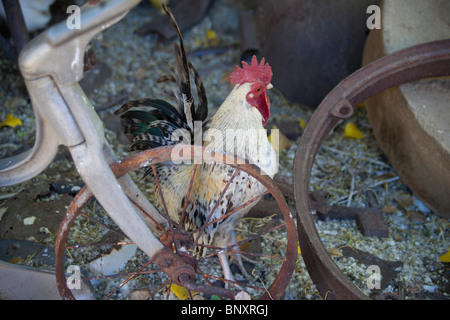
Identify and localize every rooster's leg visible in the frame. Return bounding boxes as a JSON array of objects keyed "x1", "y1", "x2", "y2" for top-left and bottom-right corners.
[
  {"x1": 218, "y1": 231, "x2": 250, "y2": 289},
  {"x1": 218, "y1": 250, "x2": 235, "y2": 288}
]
